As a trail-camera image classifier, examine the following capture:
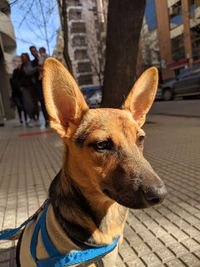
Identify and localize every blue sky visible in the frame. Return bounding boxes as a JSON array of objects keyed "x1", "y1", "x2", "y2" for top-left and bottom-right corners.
[
  {"x1": 145, "y1": 0, "x2": 157, "y2": 31},
  {"x1": 10, "y1": 0, "x2": 60, "y2": 57}
]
